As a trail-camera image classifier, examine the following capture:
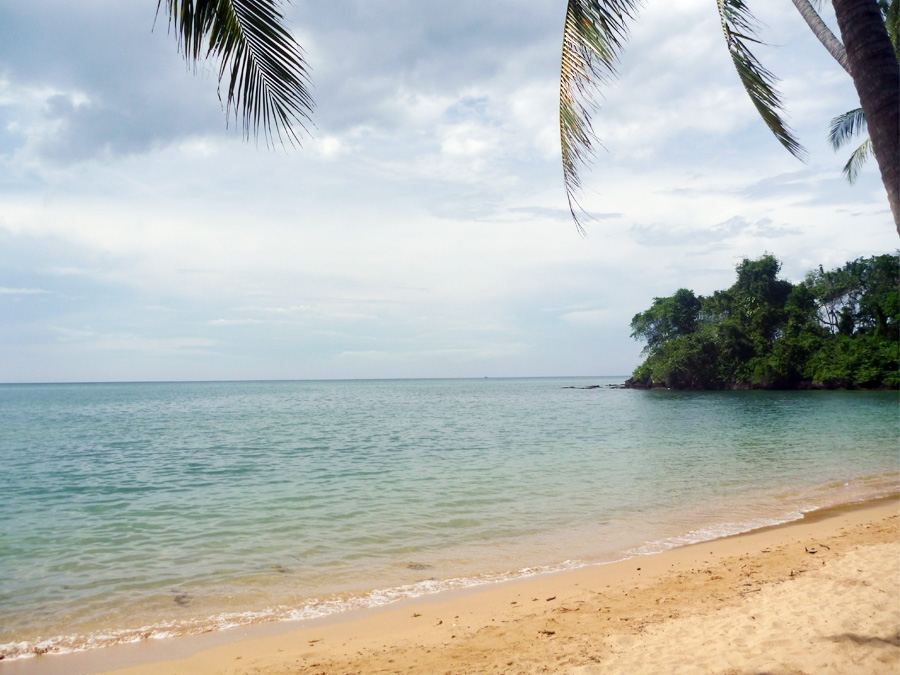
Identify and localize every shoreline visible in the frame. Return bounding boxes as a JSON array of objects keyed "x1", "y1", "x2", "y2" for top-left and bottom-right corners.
[
  {"x1": 2, "y1": 475, "x2": 896, "y2": 665},
  {"x1": 3, "y1": 492, "x2": 897, "y2": 674}
]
